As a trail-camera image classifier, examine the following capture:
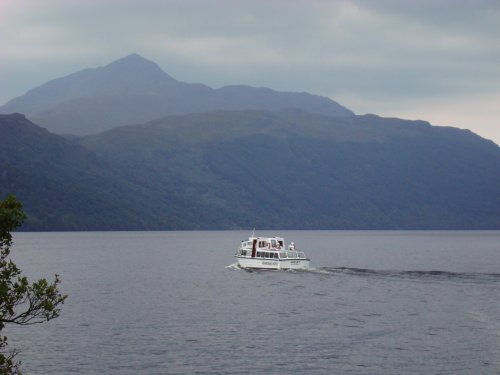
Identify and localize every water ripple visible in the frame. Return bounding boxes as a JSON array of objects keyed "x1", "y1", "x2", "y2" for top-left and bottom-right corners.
[{"x1": 312, "y1": 267, "x2": 500, "y2": 284}]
